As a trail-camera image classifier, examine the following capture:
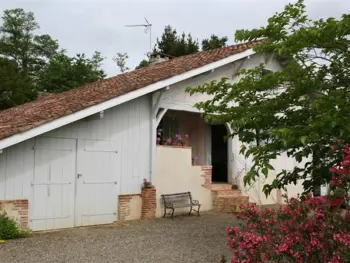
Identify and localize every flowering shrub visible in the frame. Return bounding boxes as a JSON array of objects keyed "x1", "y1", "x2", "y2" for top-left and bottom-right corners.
[{"x1": 224, "y1": 147, "x2": 350, "y2": 263}]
